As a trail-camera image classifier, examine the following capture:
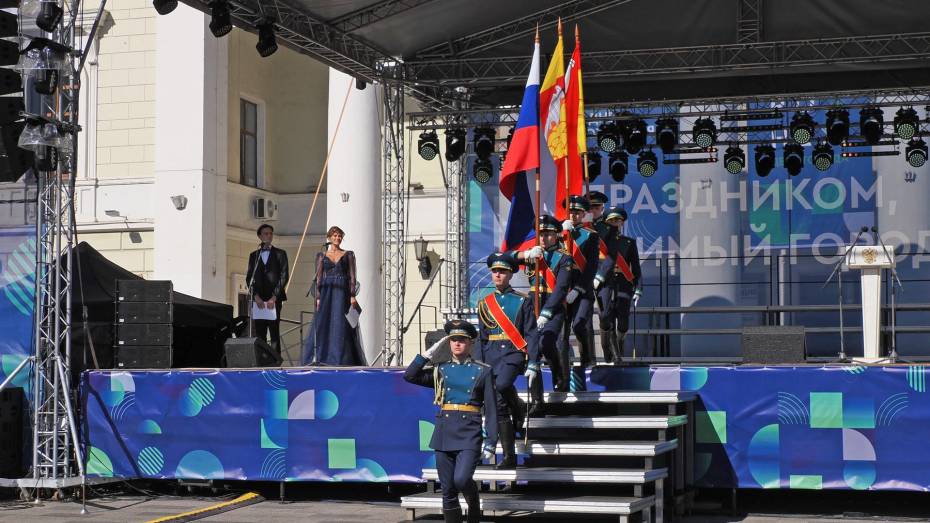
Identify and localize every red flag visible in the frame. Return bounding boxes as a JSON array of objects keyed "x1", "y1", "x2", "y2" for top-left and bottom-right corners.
[{"x1": 565, "y1": 25, "x2": 586, "y2": 194}]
